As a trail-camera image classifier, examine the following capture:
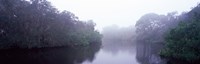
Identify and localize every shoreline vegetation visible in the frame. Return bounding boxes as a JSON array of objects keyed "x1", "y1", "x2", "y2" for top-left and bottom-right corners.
[
  {"x1": 135, "y1": 3, "x2": 200, "y2": 64},
  {"x1": 0, "y1": 0, "x2": 102, "y2": 49},
  {"x1": 160, "y1": 4, "x2": 200, "y2": 64},
  {"x1": 1, "y1": 0, "x2": 200, "y2": 64}
]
